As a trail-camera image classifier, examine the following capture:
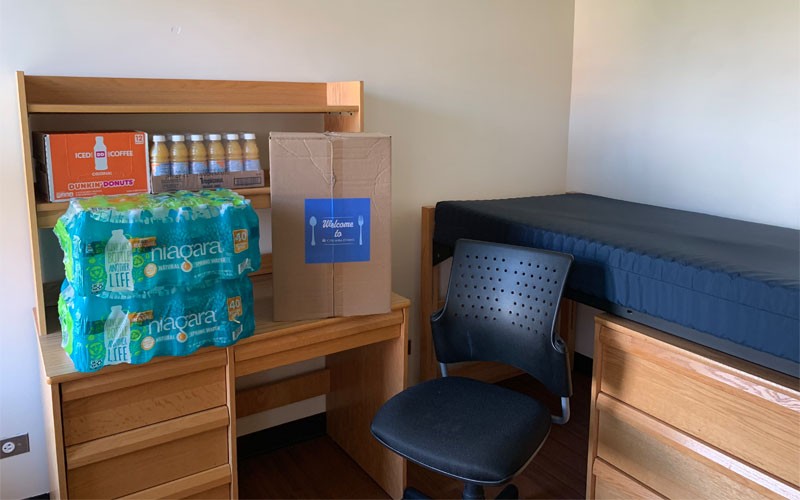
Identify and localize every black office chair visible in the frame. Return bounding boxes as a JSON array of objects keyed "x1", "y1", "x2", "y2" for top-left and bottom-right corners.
[{"x1": 371, "y1": 239, "x2": 574, "y2": 500}]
